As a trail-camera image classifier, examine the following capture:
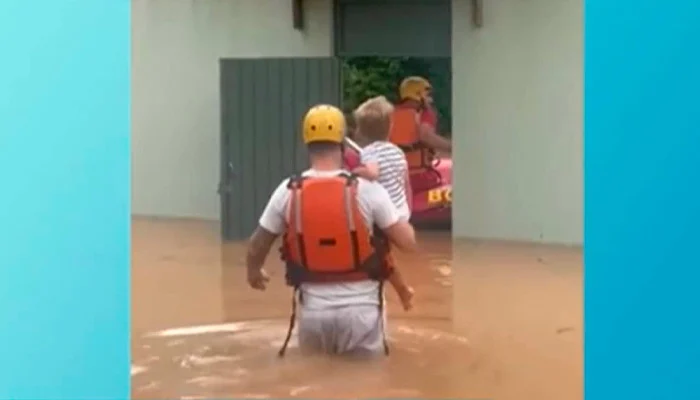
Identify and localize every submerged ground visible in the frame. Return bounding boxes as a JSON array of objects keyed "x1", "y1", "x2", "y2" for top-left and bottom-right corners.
[{"x1": 131, "y1": 218, "x2": 582, "y2": 399}]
